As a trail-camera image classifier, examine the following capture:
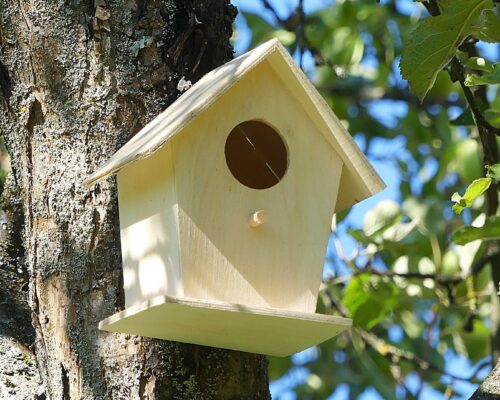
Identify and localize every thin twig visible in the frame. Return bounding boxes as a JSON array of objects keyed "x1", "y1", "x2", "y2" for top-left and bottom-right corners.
[
  {"x1": 471, "y1": 253, "x2": 497, "y2": 276},
  {"x1": 323, "y1": 291, "x2": 490, "y2": 384},
  {"x1": 258, "y1": 0, "x2": 347, "y2": 77},
  {"x1": 260, "y1": 0, "x2": 283, "y2": 24},
  {"x1": 297, "y1": 0, "x2": 305, "y2": 69},
  {"x1": 319, "y1": 84, "x2": 465, "y2": 108},
  {"x1": 416, "y1": 306, "x2": 439, "y2": 398},
  {"x1": 324, "y1": 253, "x2": 498, "y2": 298},
  {"x1": 358, "y1": 329, "x2": 483, "y2": 383}
]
